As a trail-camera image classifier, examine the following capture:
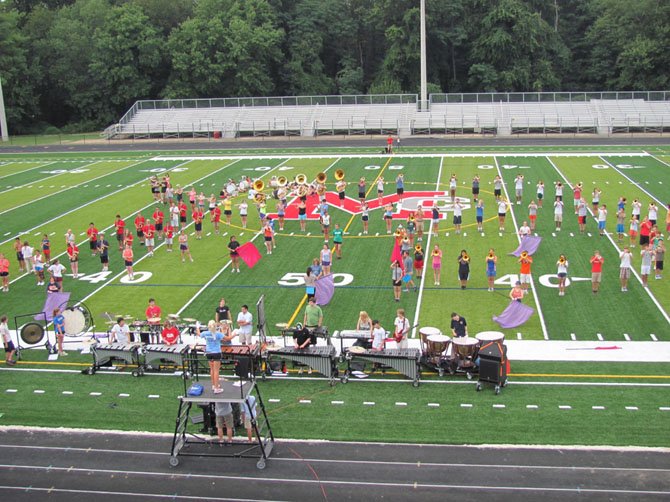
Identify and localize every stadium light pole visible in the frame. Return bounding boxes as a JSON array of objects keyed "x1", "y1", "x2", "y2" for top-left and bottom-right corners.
[
  {"x1": 420, "y1": 0, "x2": 428, "y2": 111},
  {"x1": 0, "y1": 76, "x2": 8, "y2": 141}
]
